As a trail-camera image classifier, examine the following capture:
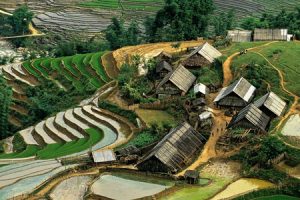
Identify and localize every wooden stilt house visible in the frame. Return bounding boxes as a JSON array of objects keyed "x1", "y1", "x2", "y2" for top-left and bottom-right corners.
[
  {"x1": 156, "y1": 65, "x2": 196, "y2": 97},
  {"x1": 137, "y1": 122, "x2": 206, "y2": 173},
  {"x1": 182, "y1": 42, "x2": 222, "y2": 68},
  {"x1": 214, "y1": 77, "x2": 256, "y2": 108},
  {"x1": 254, "y1": 91, "x2": 287, "y2": 118},
  {"x1": 228, "y1": 104, "x2": 271, "y2": 132}
]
